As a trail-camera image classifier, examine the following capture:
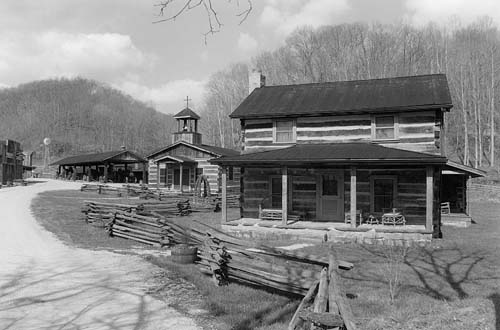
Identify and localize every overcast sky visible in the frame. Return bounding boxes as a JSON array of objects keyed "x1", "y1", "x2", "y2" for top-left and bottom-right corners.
[{"x1": 1, "y1": 0, "x2": 499, "y2": 114}]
